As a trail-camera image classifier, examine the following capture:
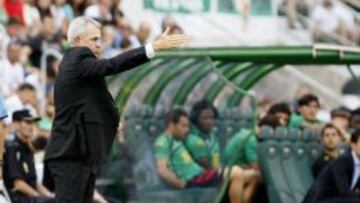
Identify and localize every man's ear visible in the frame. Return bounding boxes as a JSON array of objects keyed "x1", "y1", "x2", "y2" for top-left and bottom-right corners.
[{"x1": 73, "y1": 36, "x2": 81, "y2": 45}]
